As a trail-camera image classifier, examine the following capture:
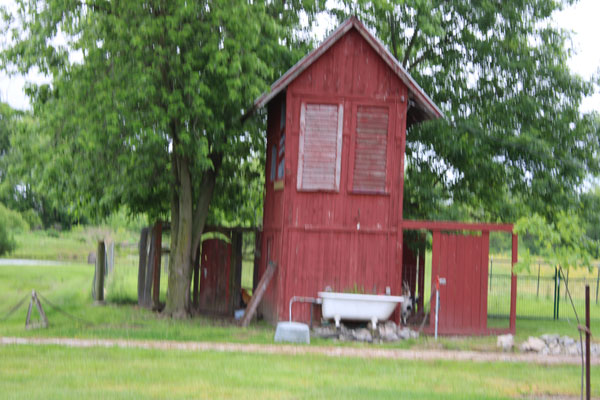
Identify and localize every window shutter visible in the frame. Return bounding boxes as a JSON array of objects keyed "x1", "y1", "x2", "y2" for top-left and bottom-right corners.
[
  {"x1": 353, "y1": 106, "x2": 389, "y2": 192},
  {"x1": 297, "y1": 103, "x2": 343, "y2": 191}
]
